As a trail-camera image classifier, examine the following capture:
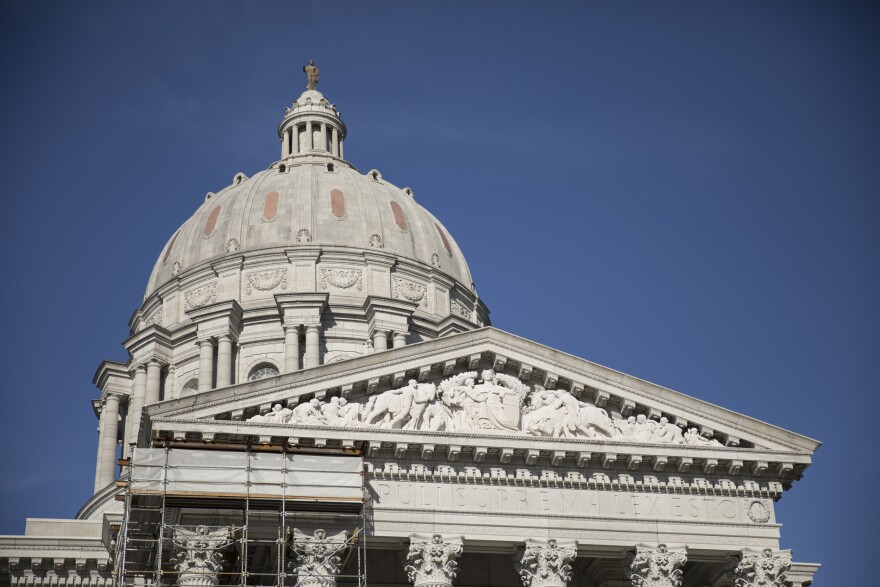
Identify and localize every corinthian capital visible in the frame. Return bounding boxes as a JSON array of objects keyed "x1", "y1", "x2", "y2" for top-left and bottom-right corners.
[
  {"x1": 405, "y1": 534, "x2": 463, "y2": 587},
  {"x1": 289, "y1": 529, "x2": 350, "y2": 587},
  {"x1": 628, "y1": 544, "x2": 687, "y2": 587},
  {"x1": 732, "y1": 548, "x2": 792, "y2": 587},
  {"x1": 517, "y1": 538, "x2": 577, "y2": 587},
  {"x1": 169, "y1": 525, "x2": 234, "y2": 587}
]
